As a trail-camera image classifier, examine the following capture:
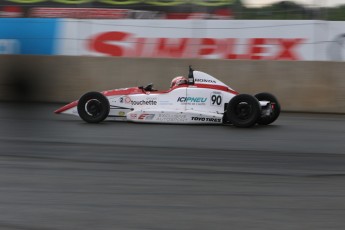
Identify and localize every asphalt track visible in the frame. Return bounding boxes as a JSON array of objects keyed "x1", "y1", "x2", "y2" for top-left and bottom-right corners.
[{"x1": 0, "y1": 103, "x2": 345, "y2": 230}]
